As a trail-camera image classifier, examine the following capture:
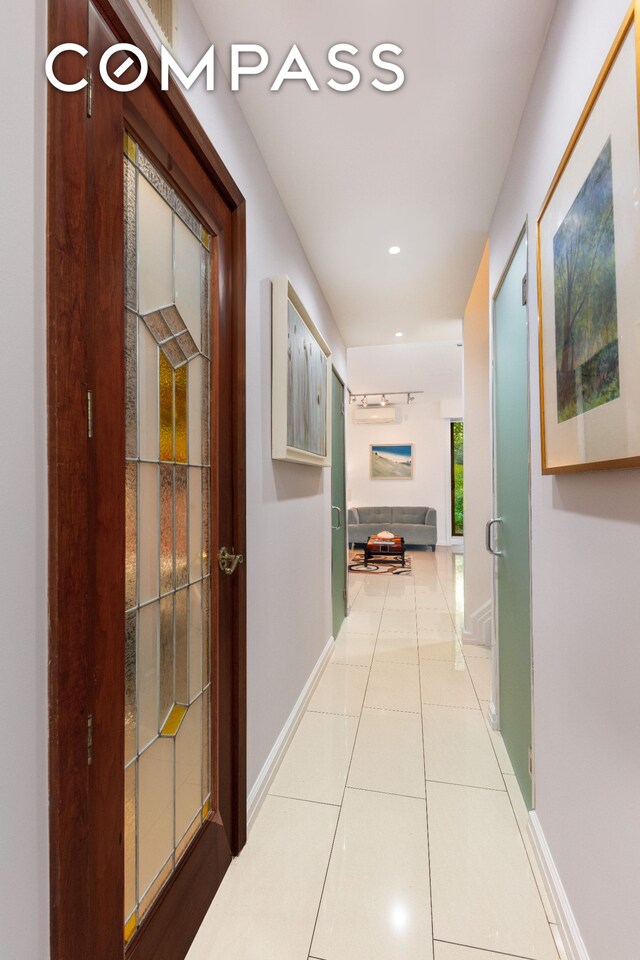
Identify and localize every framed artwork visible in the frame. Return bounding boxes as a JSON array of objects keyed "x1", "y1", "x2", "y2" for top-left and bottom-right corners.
[
  {"x1": 537, "y1": 4, "x2": 640, "y2": 473},
  {"x1": 272, "y1": 276, "x2": 332, "y2": 466},
  {"x1": 370, "y1": 444, "x2": 414, "y2": 479}
]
